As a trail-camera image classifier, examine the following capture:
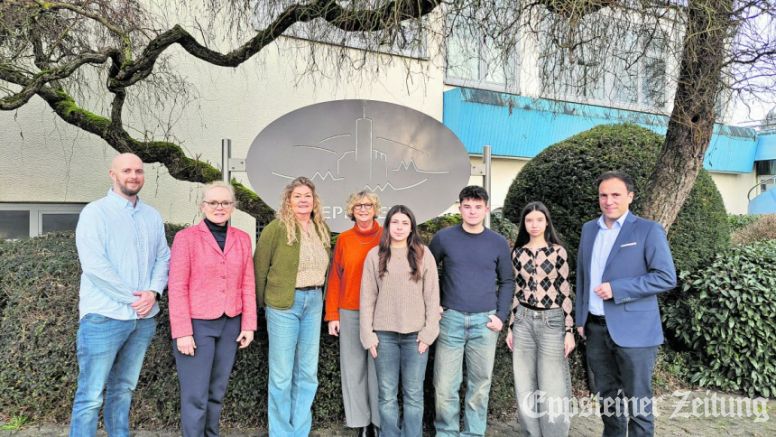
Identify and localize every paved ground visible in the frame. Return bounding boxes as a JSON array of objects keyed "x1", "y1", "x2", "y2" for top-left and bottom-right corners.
[{"x1": 2, "y1": 391, "x2": 773, "y2": 436}]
